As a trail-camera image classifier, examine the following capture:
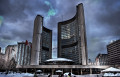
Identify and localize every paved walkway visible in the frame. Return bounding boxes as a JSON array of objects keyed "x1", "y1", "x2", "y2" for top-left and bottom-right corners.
[{"x1": 24, "y1": 74, "x2": 102, "y2": 77}]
